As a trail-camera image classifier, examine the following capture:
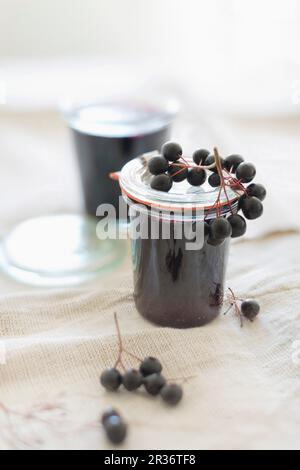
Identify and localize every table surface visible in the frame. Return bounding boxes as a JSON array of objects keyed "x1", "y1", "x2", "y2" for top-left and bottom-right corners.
[{"x1": 0, "y1": 109, "x2": 299, "y2": 450}]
